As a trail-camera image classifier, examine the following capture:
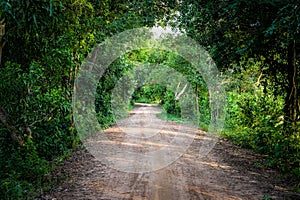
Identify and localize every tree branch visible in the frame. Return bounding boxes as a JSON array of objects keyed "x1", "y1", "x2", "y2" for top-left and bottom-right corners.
[{"x1": 175, "y1": 83, "x2": 188, "y2": 100}]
